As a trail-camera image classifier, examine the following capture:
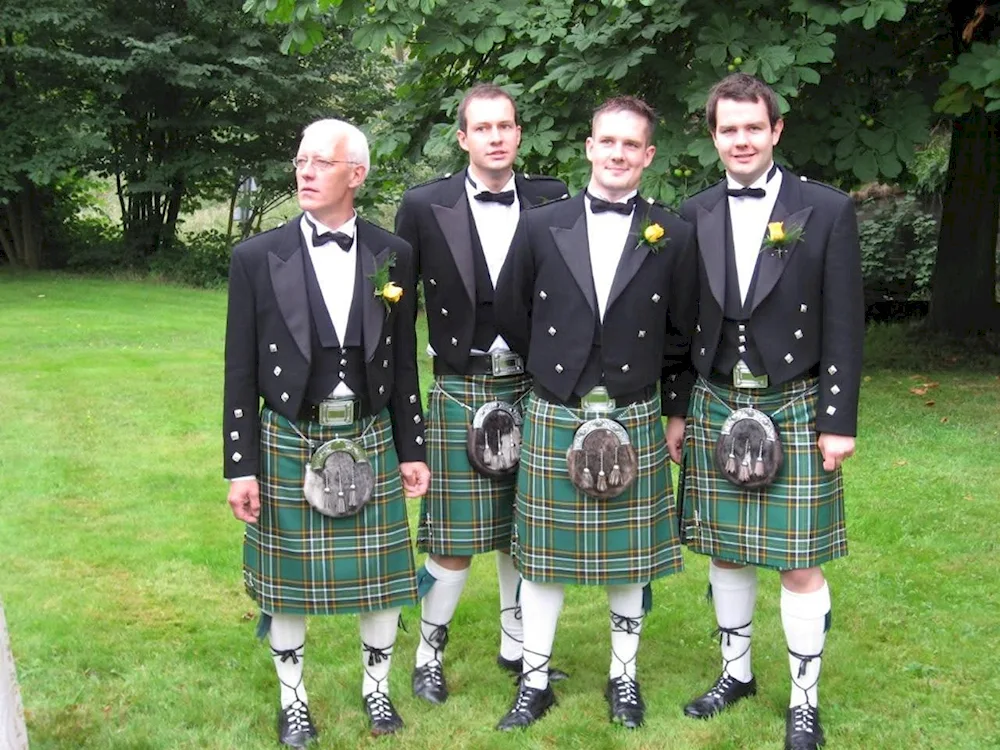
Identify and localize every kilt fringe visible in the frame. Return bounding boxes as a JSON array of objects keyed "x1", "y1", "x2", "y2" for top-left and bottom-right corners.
[
  {"x1": 418, "y1": 373, "x2": 531, "y2": 556},
  {"x1": 679, "y1": 377, "x2": 848, "y2": 570}
]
